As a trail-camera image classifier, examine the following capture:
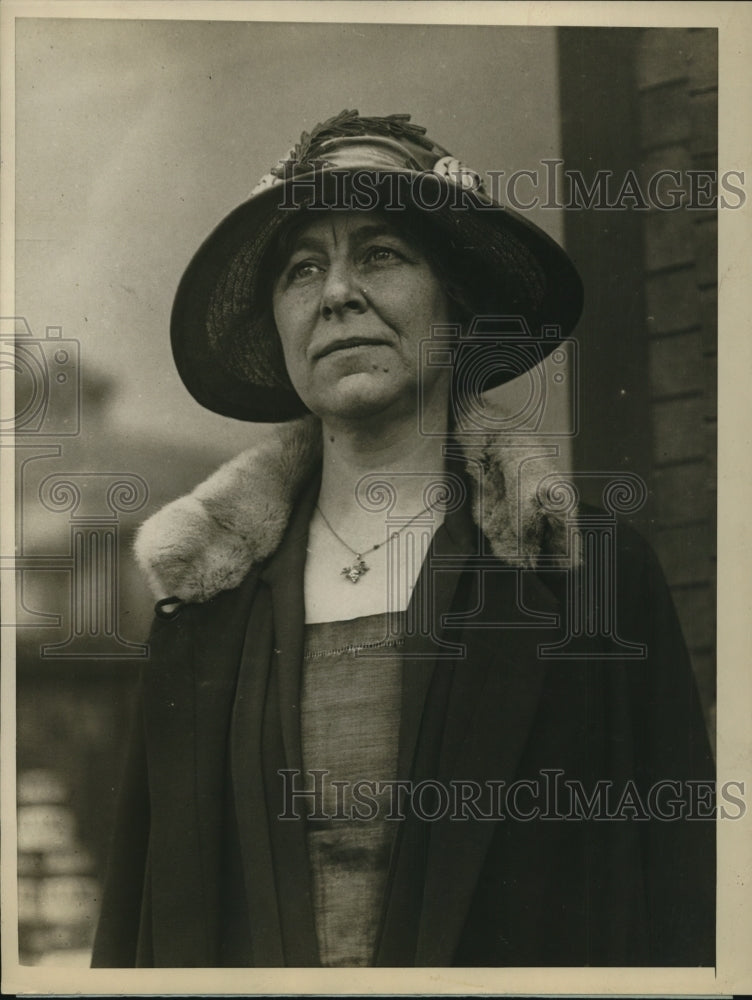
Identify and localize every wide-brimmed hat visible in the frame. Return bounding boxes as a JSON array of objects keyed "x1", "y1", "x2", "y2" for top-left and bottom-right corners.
[{"x1": 171, "y1": 110, "x2": 583, "y2": 422}]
